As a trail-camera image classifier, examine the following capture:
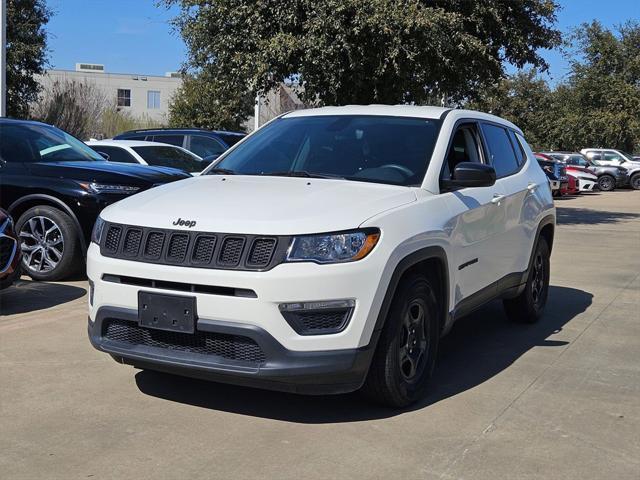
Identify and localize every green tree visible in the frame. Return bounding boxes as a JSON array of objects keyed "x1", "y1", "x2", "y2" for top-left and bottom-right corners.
[
  {"x1": 468, "y1": 69, "x2": 555, "y2": 149},
  {"x1": 164, "y1": 0, "x2": 560, "y2": 127},
  {"x1": 549, "y1": 21, "x2": 640, "y2": 152},
  {"x1": 6, "y1": 0, "x2": 51, "y2": 118}
]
